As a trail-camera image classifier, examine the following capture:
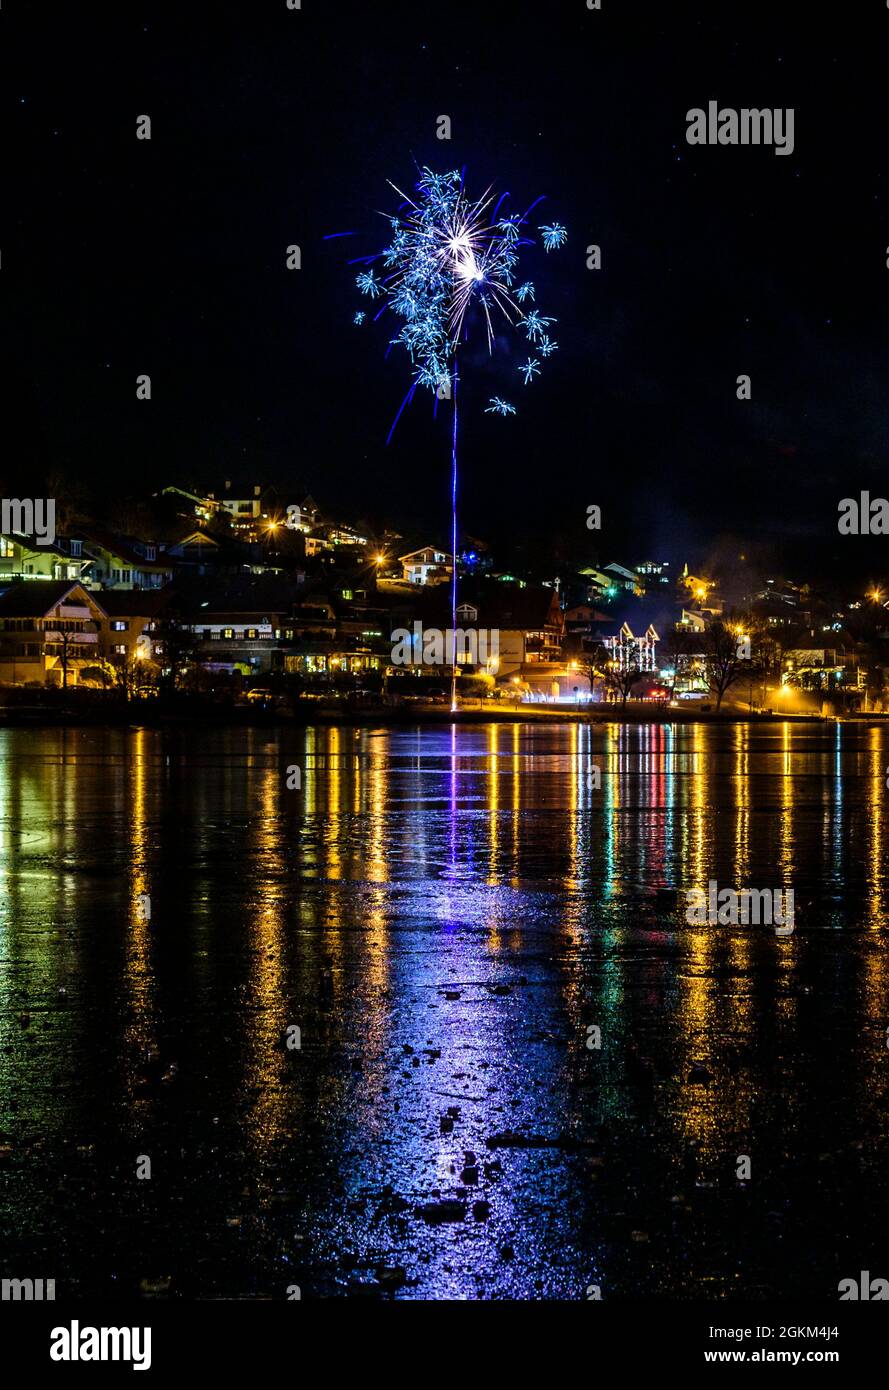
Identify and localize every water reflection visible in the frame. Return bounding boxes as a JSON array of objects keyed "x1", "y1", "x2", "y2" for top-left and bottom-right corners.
[{"x1": 0, "y1": 721, "x2": 887, "y2": 1299}]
